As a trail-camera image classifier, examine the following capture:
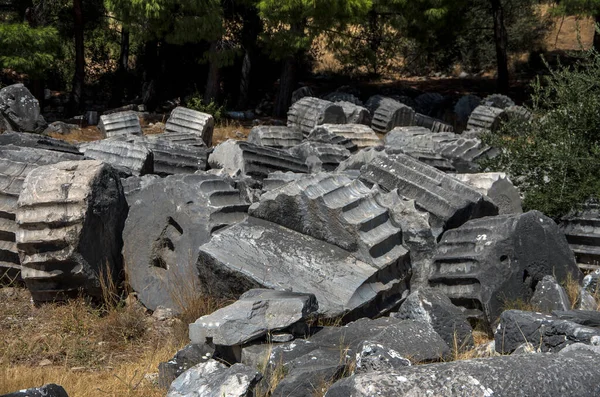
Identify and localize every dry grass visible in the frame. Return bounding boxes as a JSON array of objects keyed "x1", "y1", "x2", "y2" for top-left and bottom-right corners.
[
  {"x1": 212, "y1": 121, "x2": 252, "y2": 146},
  {"x1": 47, "y1": 127, "x2": 104, "y2": 143}
]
